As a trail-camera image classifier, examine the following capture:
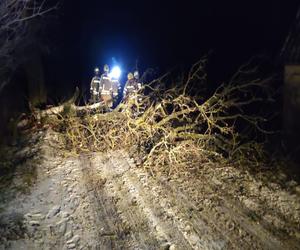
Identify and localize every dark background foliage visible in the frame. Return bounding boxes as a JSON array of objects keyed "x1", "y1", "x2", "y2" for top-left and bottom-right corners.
[{"x1": 48, "y1": 0, "x2": 299, "y2": 98}]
